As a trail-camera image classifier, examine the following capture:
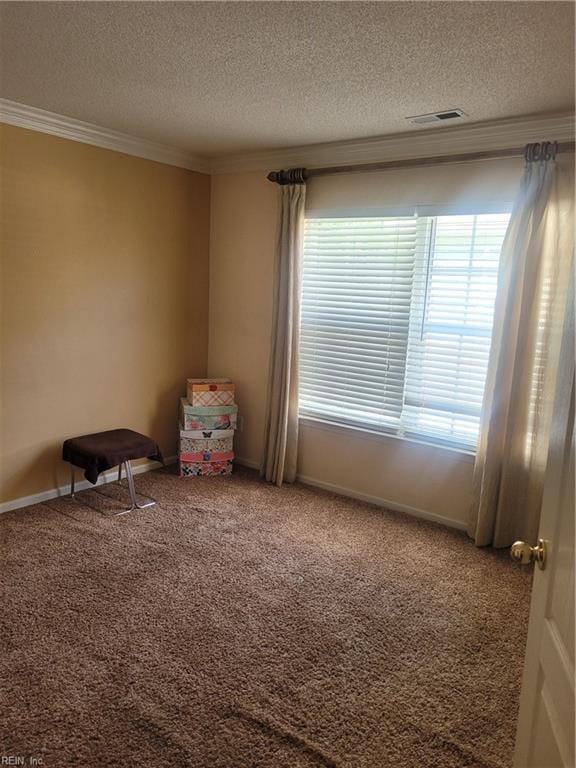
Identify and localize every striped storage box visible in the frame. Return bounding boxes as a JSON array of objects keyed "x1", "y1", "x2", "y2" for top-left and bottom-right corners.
[
  {"x1": 179, "y1": 460, "x2": 233, "y2": 477},
  {"x1": 179, "y1": 435, "x2": 234, "y2": 454},
  {"x1": 179, "y1": 429, "x2": 235, "y2": 440},
  {"x1": 179, "y1": 450, "x2": 234, "y2": 463},
  {"x1": 186, "y1": 378, "x2": 235, "y2": 407},
  {"x1": 179, "y1": 399, "x2": 238, "y2": 431}
]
